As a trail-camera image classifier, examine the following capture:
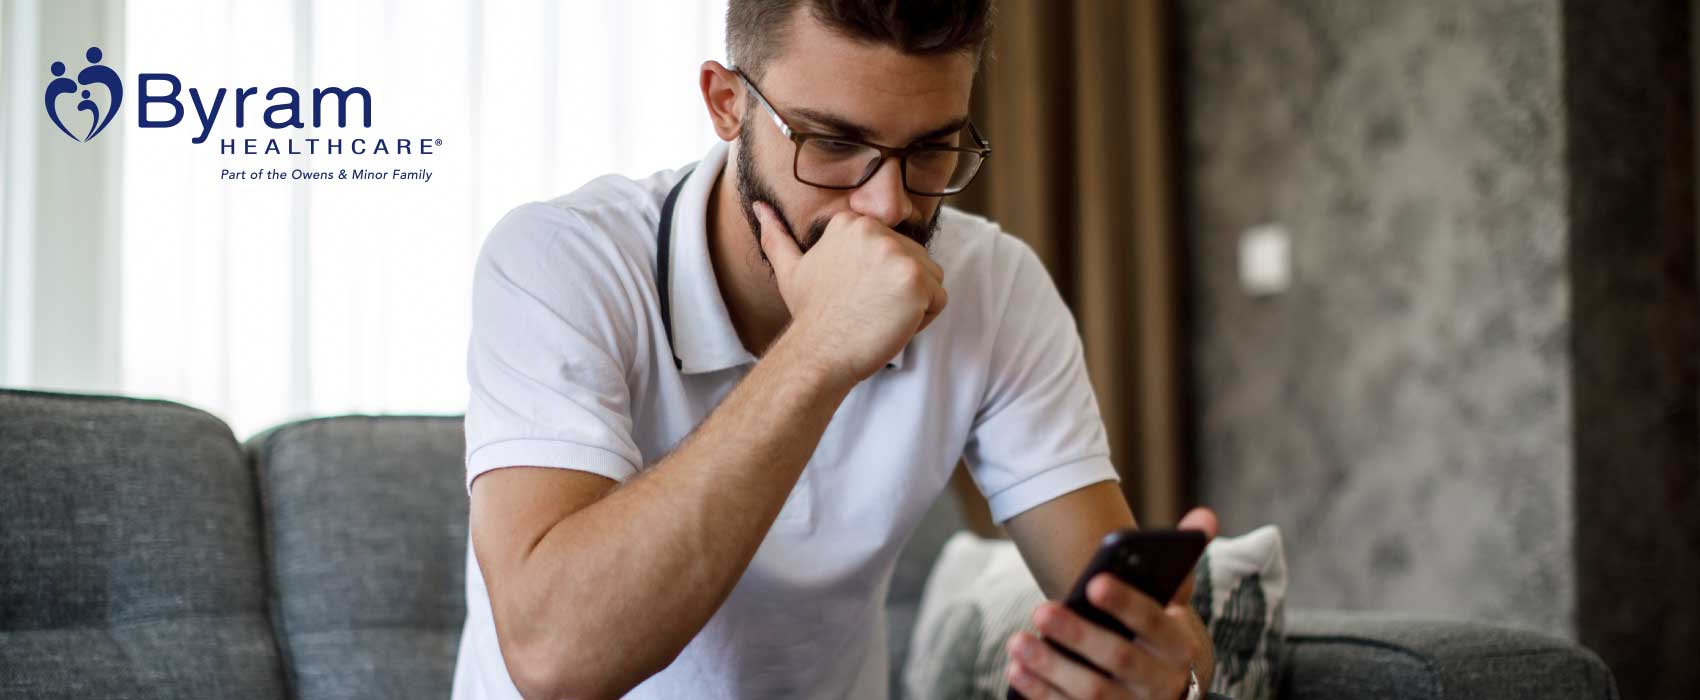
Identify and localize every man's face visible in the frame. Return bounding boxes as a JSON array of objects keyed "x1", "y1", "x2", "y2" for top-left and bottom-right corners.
[{"x1": 734, "y1": 10, "x2": 977, "y2": 264}]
